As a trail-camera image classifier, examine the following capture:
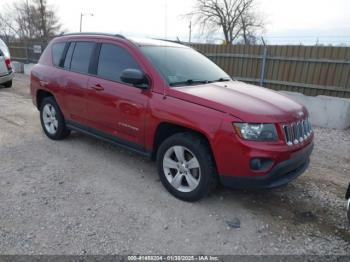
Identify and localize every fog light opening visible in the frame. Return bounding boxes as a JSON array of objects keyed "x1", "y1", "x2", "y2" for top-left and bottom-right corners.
[{"x1": 250, "y1": 158, "x2": 273, "y2": 171}]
